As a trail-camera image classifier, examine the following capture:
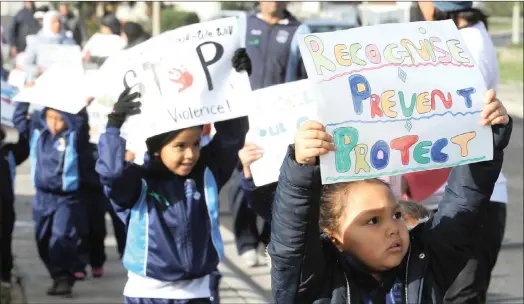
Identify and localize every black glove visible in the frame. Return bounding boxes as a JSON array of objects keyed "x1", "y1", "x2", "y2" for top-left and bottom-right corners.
[
  {"x1": 232, "y1": 48, "x2": 252, "y2": 76},
  {"x1": 107, "y1": 87, "x2": 141, "y2": 129}
]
